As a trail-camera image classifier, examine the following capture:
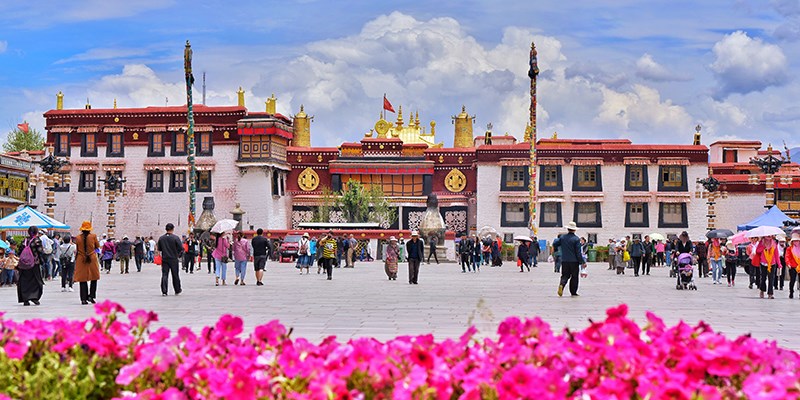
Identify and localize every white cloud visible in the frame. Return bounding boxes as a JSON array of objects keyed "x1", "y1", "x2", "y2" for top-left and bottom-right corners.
[
  {"x1": 0, "y1": 1, "x2": 174, "y2": 28},
  {"x1": 55, "y1": 47, "x2": 153, "y2": 64},
  {"x1": 635, "y1": 54, "x2": 690, "y2": 82},
  {"x1": 0, "y1": 41, "x2": 6, "y2": 53},
  {"x1": 710, "y1": 31, "x2": 789, "y2": 98}
]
